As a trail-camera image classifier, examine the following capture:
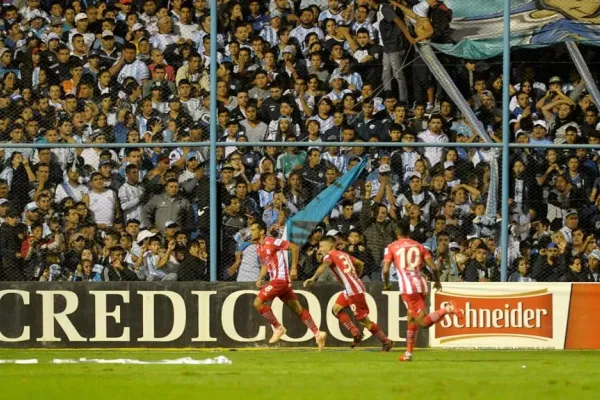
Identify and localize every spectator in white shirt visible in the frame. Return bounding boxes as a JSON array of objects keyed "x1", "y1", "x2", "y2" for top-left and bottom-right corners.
[
  {"x1": 418, "y1": 114, "x2": 449, "y2": 167},
  {"x1": 119, "y1": 164, "x2": 145, "y2": 224}
]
